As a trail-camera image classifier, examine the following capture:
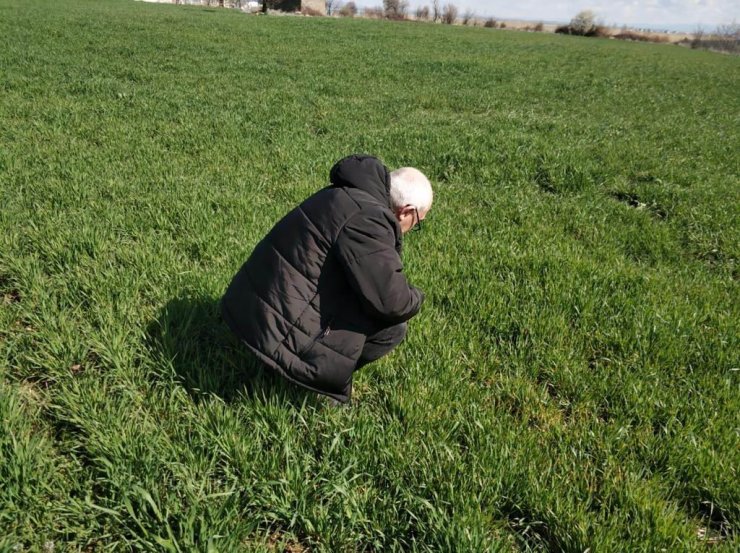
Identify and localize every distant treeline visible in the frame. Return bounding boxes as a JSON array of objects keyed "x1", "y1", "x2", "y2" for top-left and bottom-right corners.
[{"x1": 191, "y1": 1, "x2": 740, "y2": 54}]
